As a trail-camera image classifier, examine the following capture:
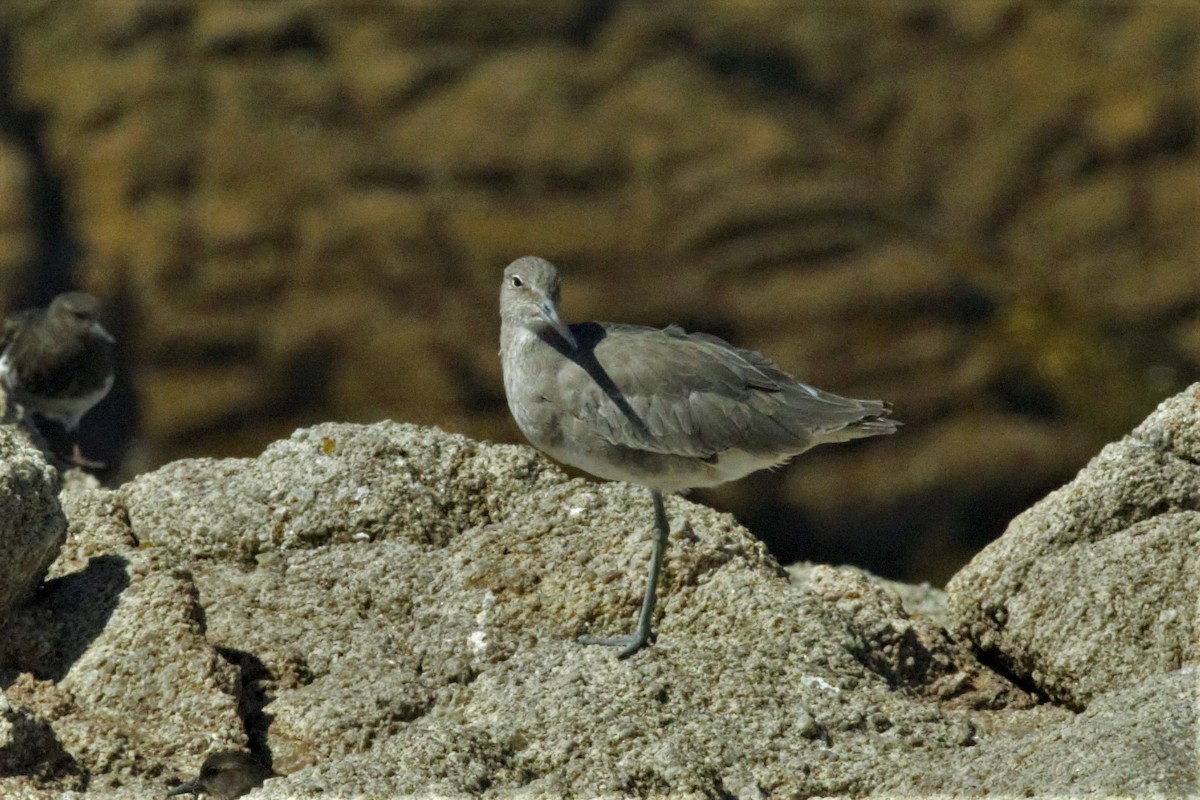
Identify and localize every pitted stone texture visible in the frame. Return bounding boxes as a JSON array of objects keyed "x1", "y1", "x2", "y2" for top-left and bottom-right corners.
[
  {"x1": 117, "y1": 422, "x2": 560, "y2": 561},
  {"x1": 95, "y1": 422, "x2": 1001, "y2": 794},
  {"x1": 4, "y1": 419, "x2": 1192, "y2": 797},
  {"x1": 1, "y1": 551, "x2": 245, "y2": 786},
  {"x1": 0, "y1": 426, "x2": 65, "y2": 625},
  {"x1": 900, "y1": 667, "x2": 1198, "y2": 796},
  {"x1": 948, "y1": 385, "x2": 1200, "y2": 708},
  {"x1": 248, "y1": 569, "x2": 983, "y2": 798},
  {"x1": 0, "y1": 691, "x2": 81, "y2": 791}
]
